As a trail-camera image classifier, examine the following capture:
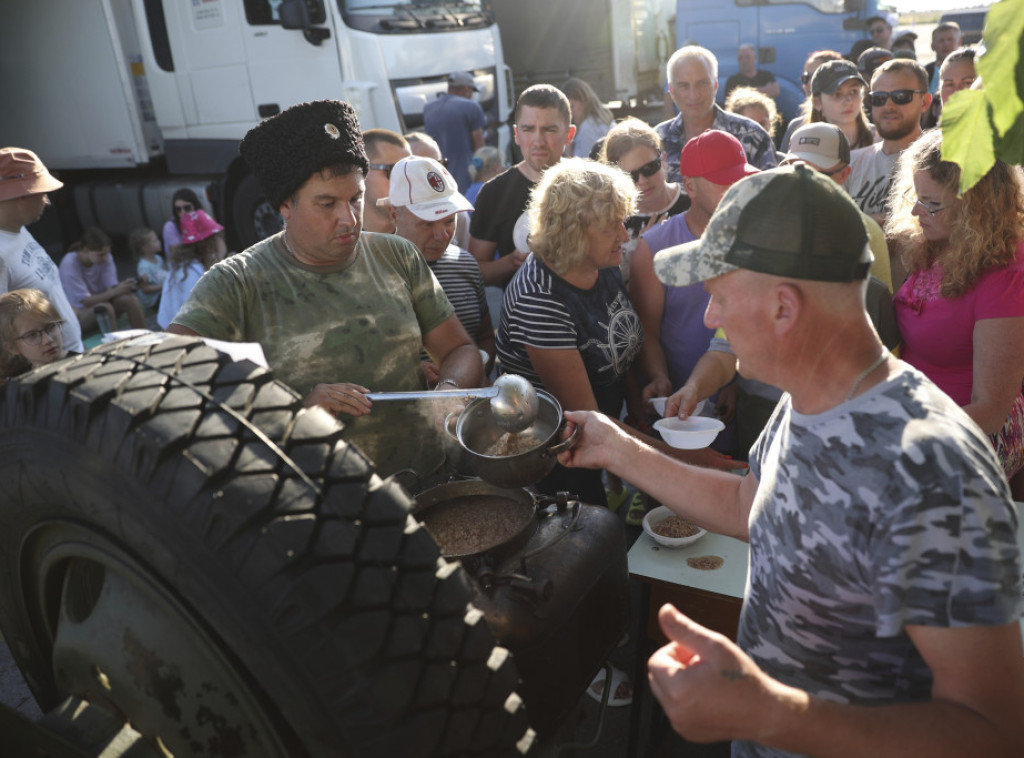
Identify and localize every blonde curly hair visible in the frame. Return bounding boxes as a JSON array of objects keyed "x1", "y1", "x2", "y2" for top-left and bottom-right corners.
[
  {"x1": 526, "y1": 158, "x2": 637, "y2": 276},
  {"x1": 886, "y1": 129, "x2": 1024, "y2": 298}
]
